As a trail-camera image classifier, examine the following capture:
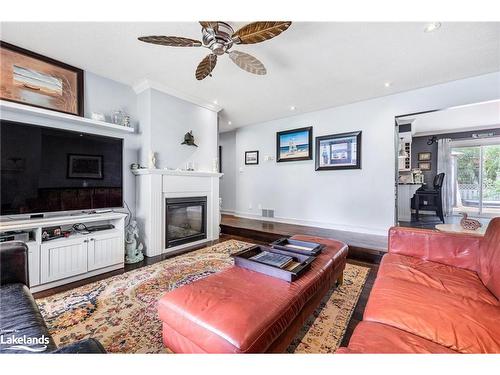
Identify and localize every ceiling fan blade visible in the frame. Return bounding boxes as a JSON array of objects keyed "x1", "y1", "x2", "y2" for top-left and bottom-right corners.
[
  {"x1": 199, "y1": 21, "x2": 219, "y2": 31},
  {"x1": 195, "y1": 54, "x2": 217, "y2": 80},
  {"x1": 229, "y1": 51, "x2": 267, "y2": 75},
  {"x1": 138, "y1": 36, "x2": 202, "y2": 47},
  {"x1": 232, "y1": 21, "x2": 292, "y2": 44}
]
